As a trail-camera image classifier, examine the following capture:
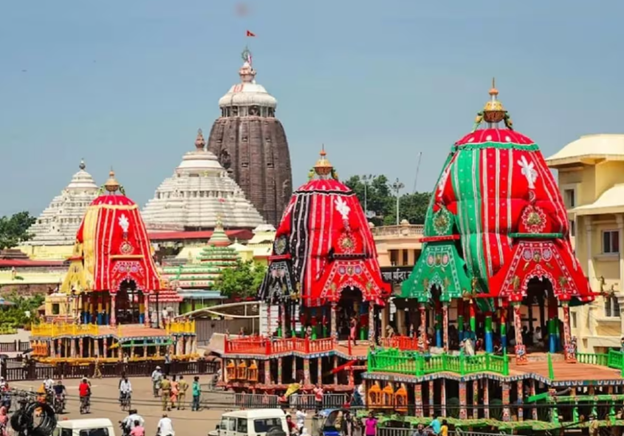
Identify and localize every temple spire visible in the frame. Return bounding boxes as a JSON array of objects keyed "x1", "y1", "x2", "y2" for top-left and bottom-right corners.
[{"x1": 79, "y1": 159, "x2": 86, "y2": 171}]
